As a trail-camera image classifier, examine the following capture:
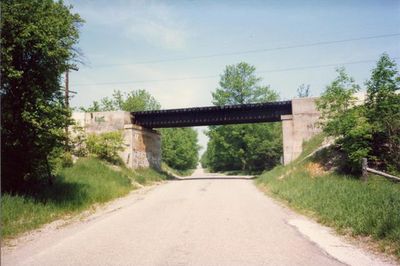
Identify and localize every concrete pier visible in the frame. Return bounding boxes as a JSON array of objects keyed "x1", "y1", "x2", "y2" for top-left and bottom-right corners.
[{"x1": 281, "y1": 98, "x2": 321, "y2": 165}]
